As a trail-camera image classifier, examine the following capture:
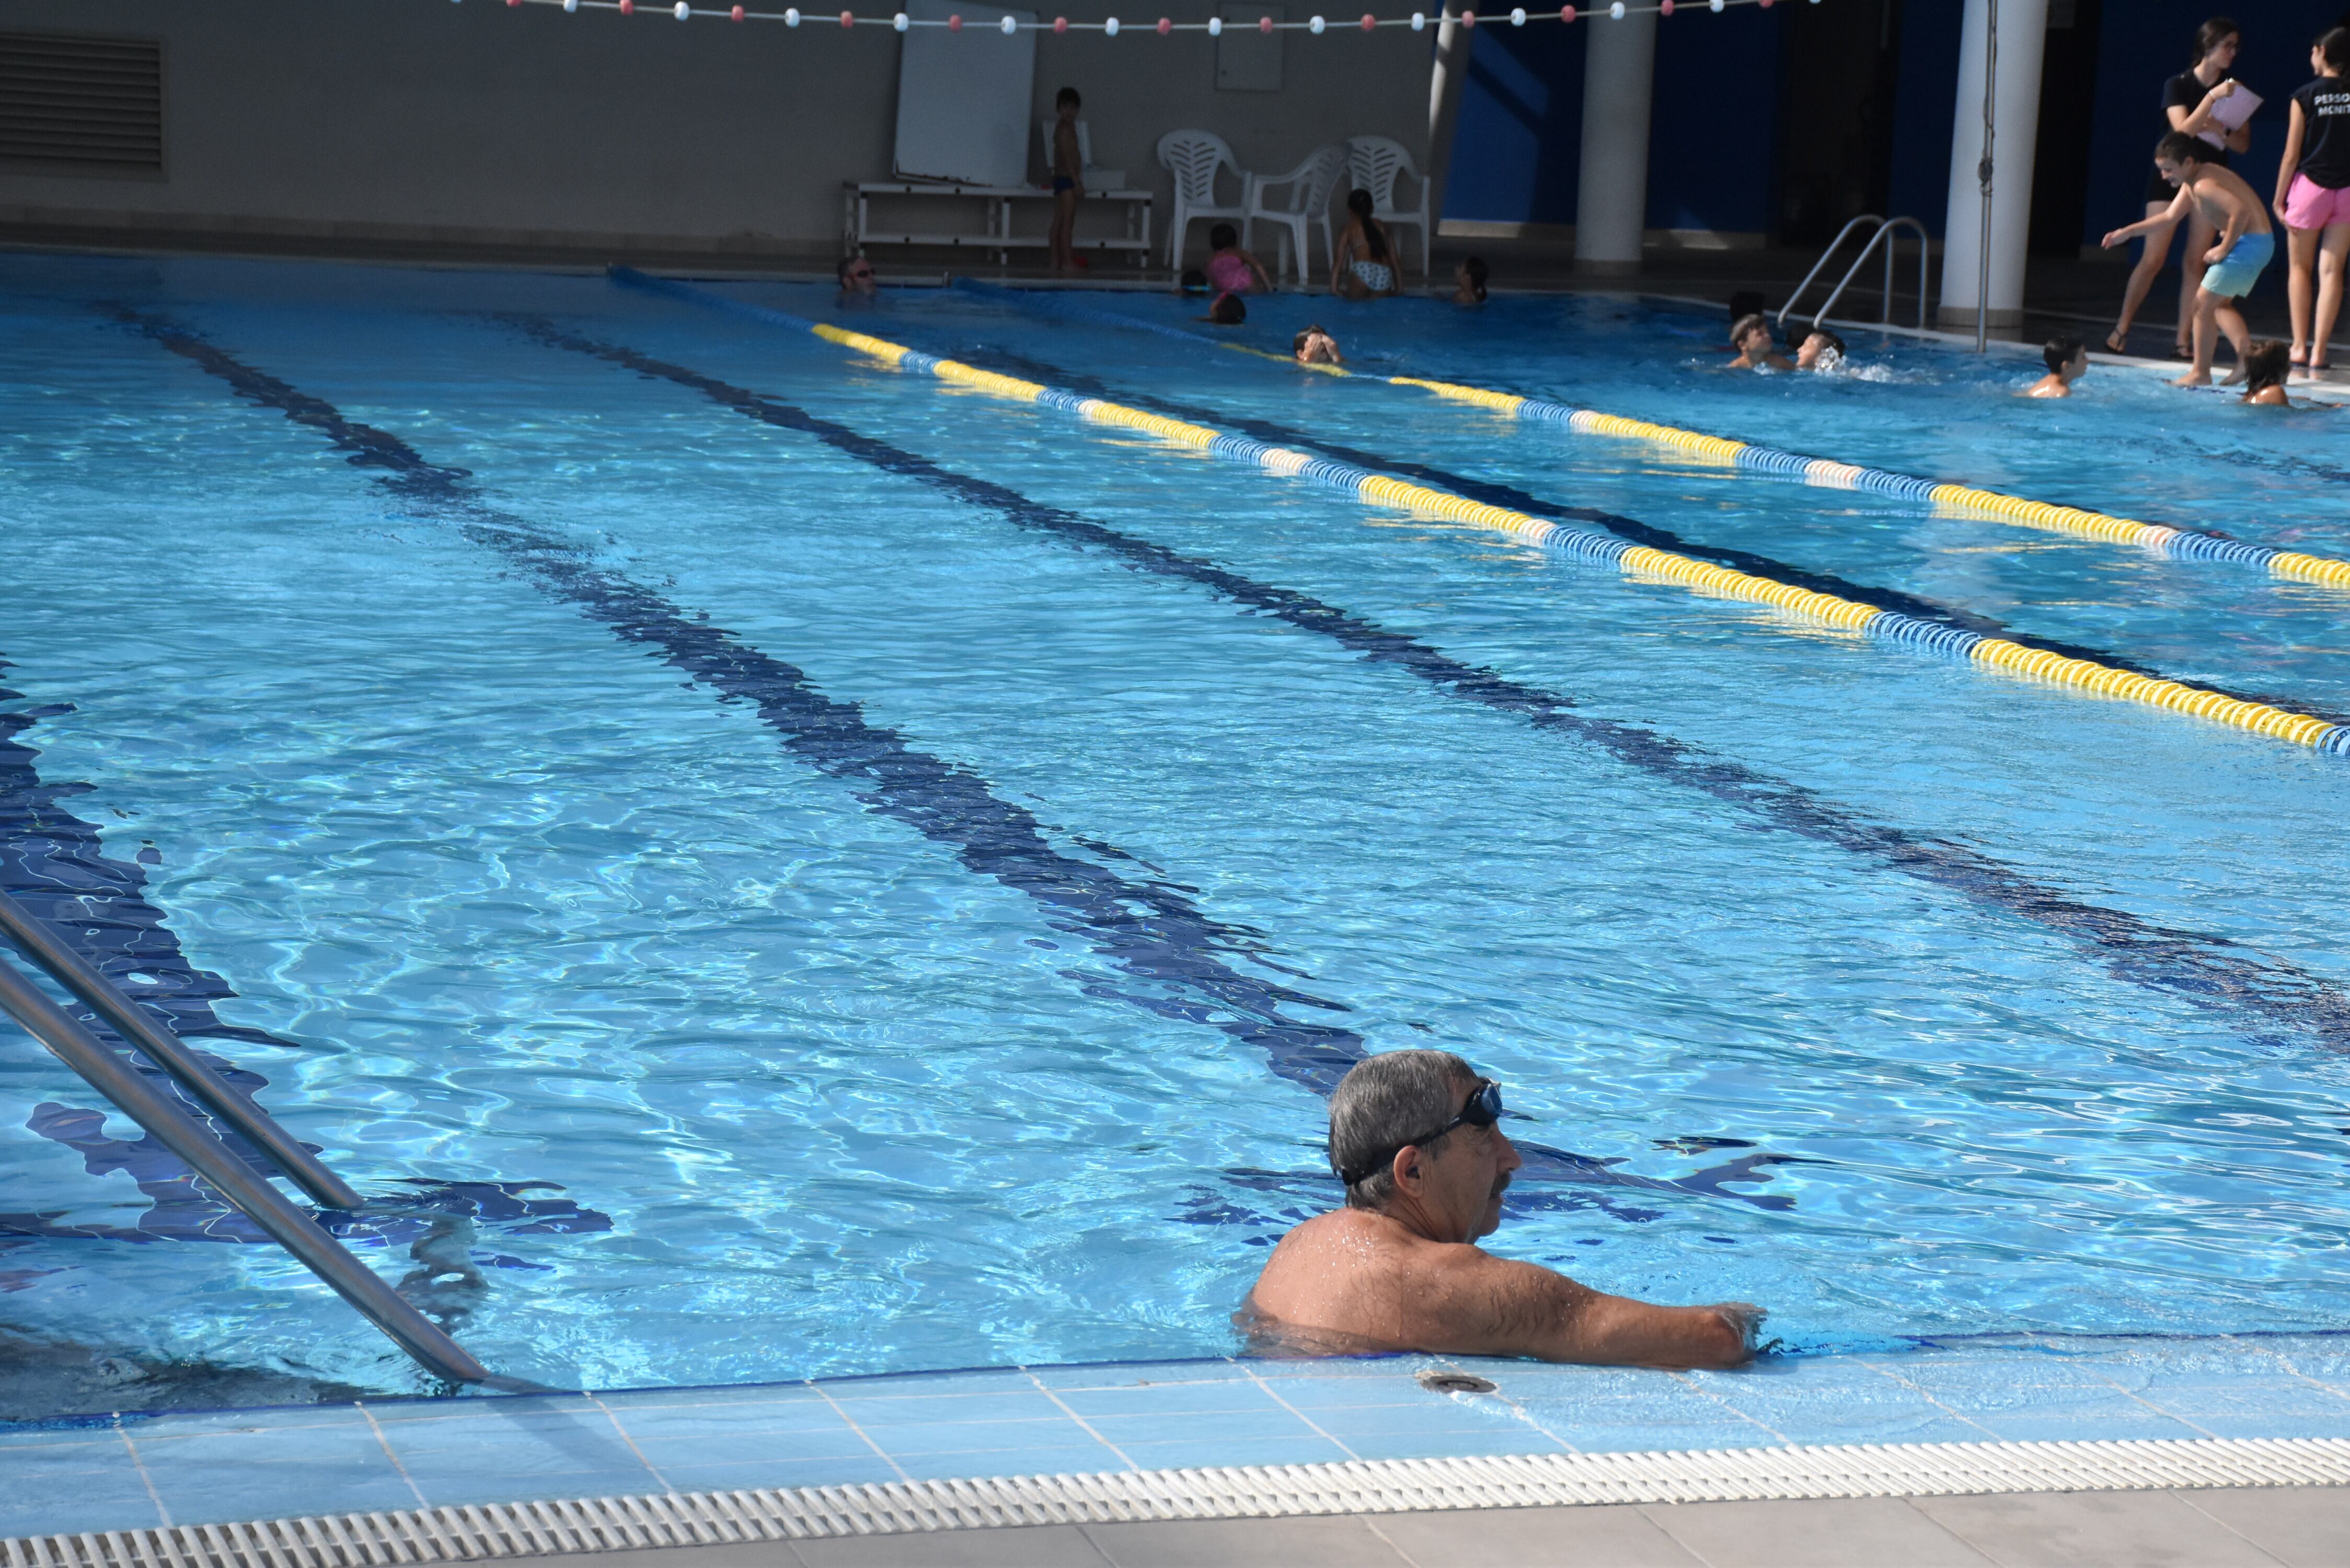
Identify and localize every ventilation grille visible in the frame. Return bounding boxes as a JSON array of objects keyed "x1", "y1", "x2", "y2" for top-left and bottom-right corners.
[{"x1": 0, "y1": 32, "x2": 163, "y2": 175}]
